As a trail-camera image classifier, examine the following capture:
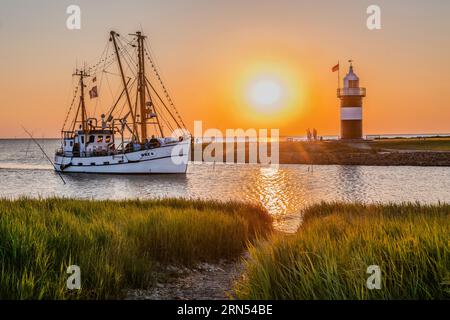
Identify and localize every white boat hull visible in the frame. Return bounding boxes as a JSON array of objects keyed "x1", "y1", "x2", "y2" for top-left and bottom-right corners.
[{"x1": 54, "y1": 141, "x2": 190, "y2": 174}]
